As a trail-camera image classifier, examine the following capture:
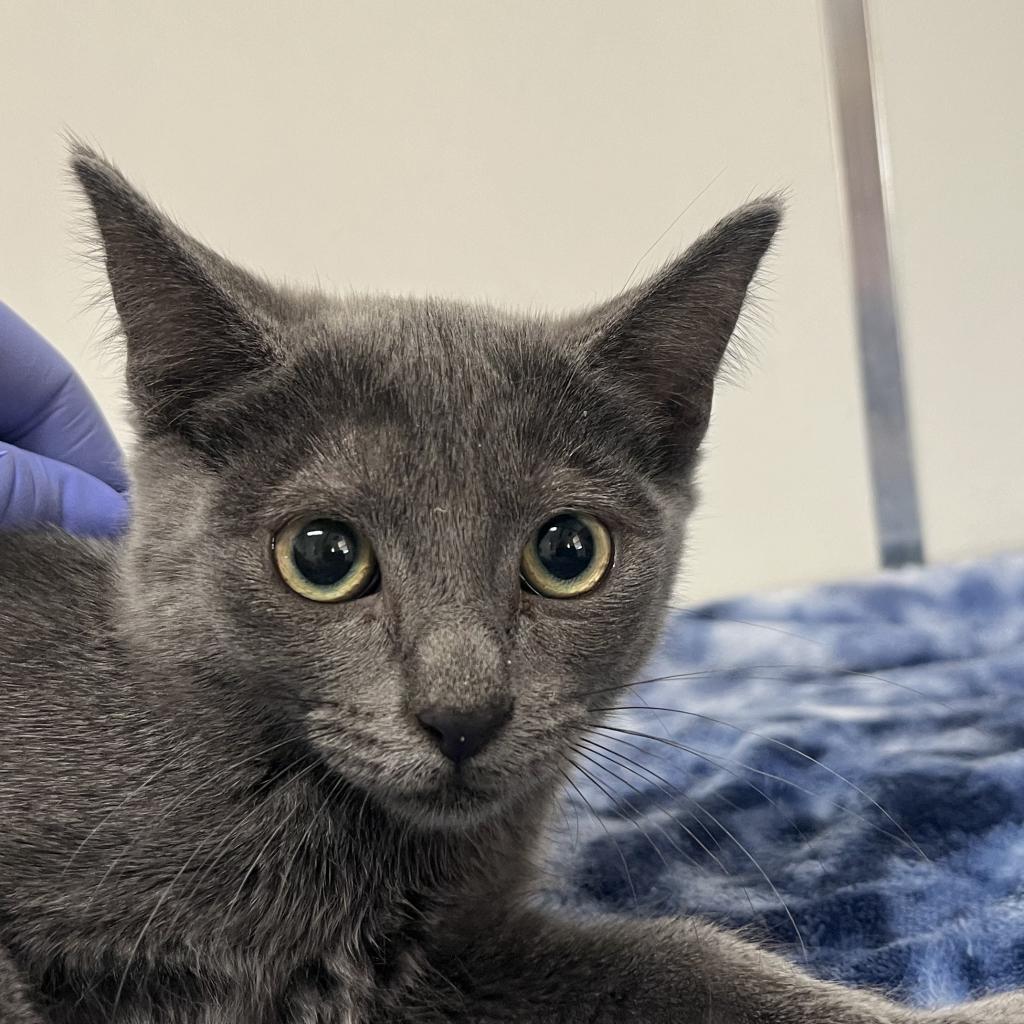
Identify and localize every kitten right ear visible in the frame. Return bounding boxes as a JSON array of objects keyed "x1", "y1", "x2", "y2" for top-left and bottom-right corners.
[
  {"x1": 71, "y1": 145, "x2": 281, "y2": 445},
  {"x1": 579, "y1": 199, "x2": 781, "y2": 479}
]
